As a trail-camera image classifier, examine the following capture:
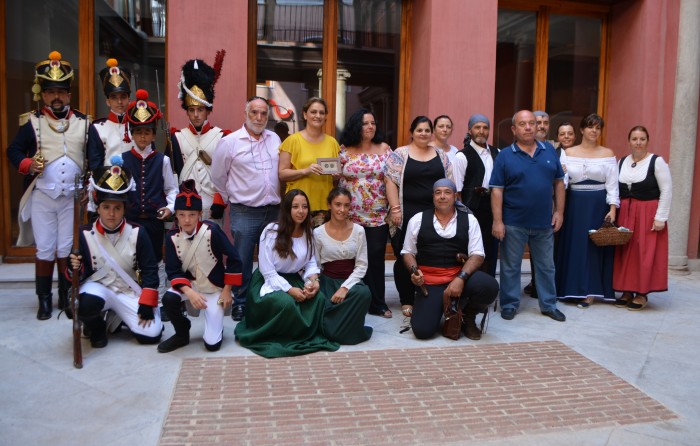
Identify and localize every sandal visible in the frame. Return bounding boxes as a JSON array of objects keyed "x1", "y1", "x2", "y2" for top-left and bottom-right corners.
[
  {"x1": 577, "y1": 296, "x2": 594, "y2": 309},
  {"x1": 615, "y1": 292, "x2": 634, "y2": 308},
  {"x1": 627, "y1": 294, "x2": 648, "y2": 311},
  {"x1": 401, "y1": 305, "x2": 413, "y2": 317},
  {"x1": 369, "y1": 307, "x2": 393, "y2": 319}
]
